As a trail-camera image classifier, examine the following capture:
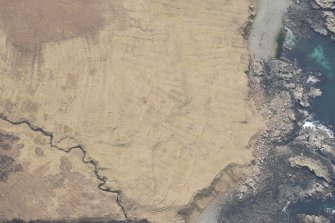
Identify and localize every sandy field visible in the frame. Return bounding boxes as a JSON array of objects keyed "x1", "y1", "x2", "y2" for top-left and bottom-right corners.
[{"x1": 0, "y1": 0, "x2": 264, "y2": 222}]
